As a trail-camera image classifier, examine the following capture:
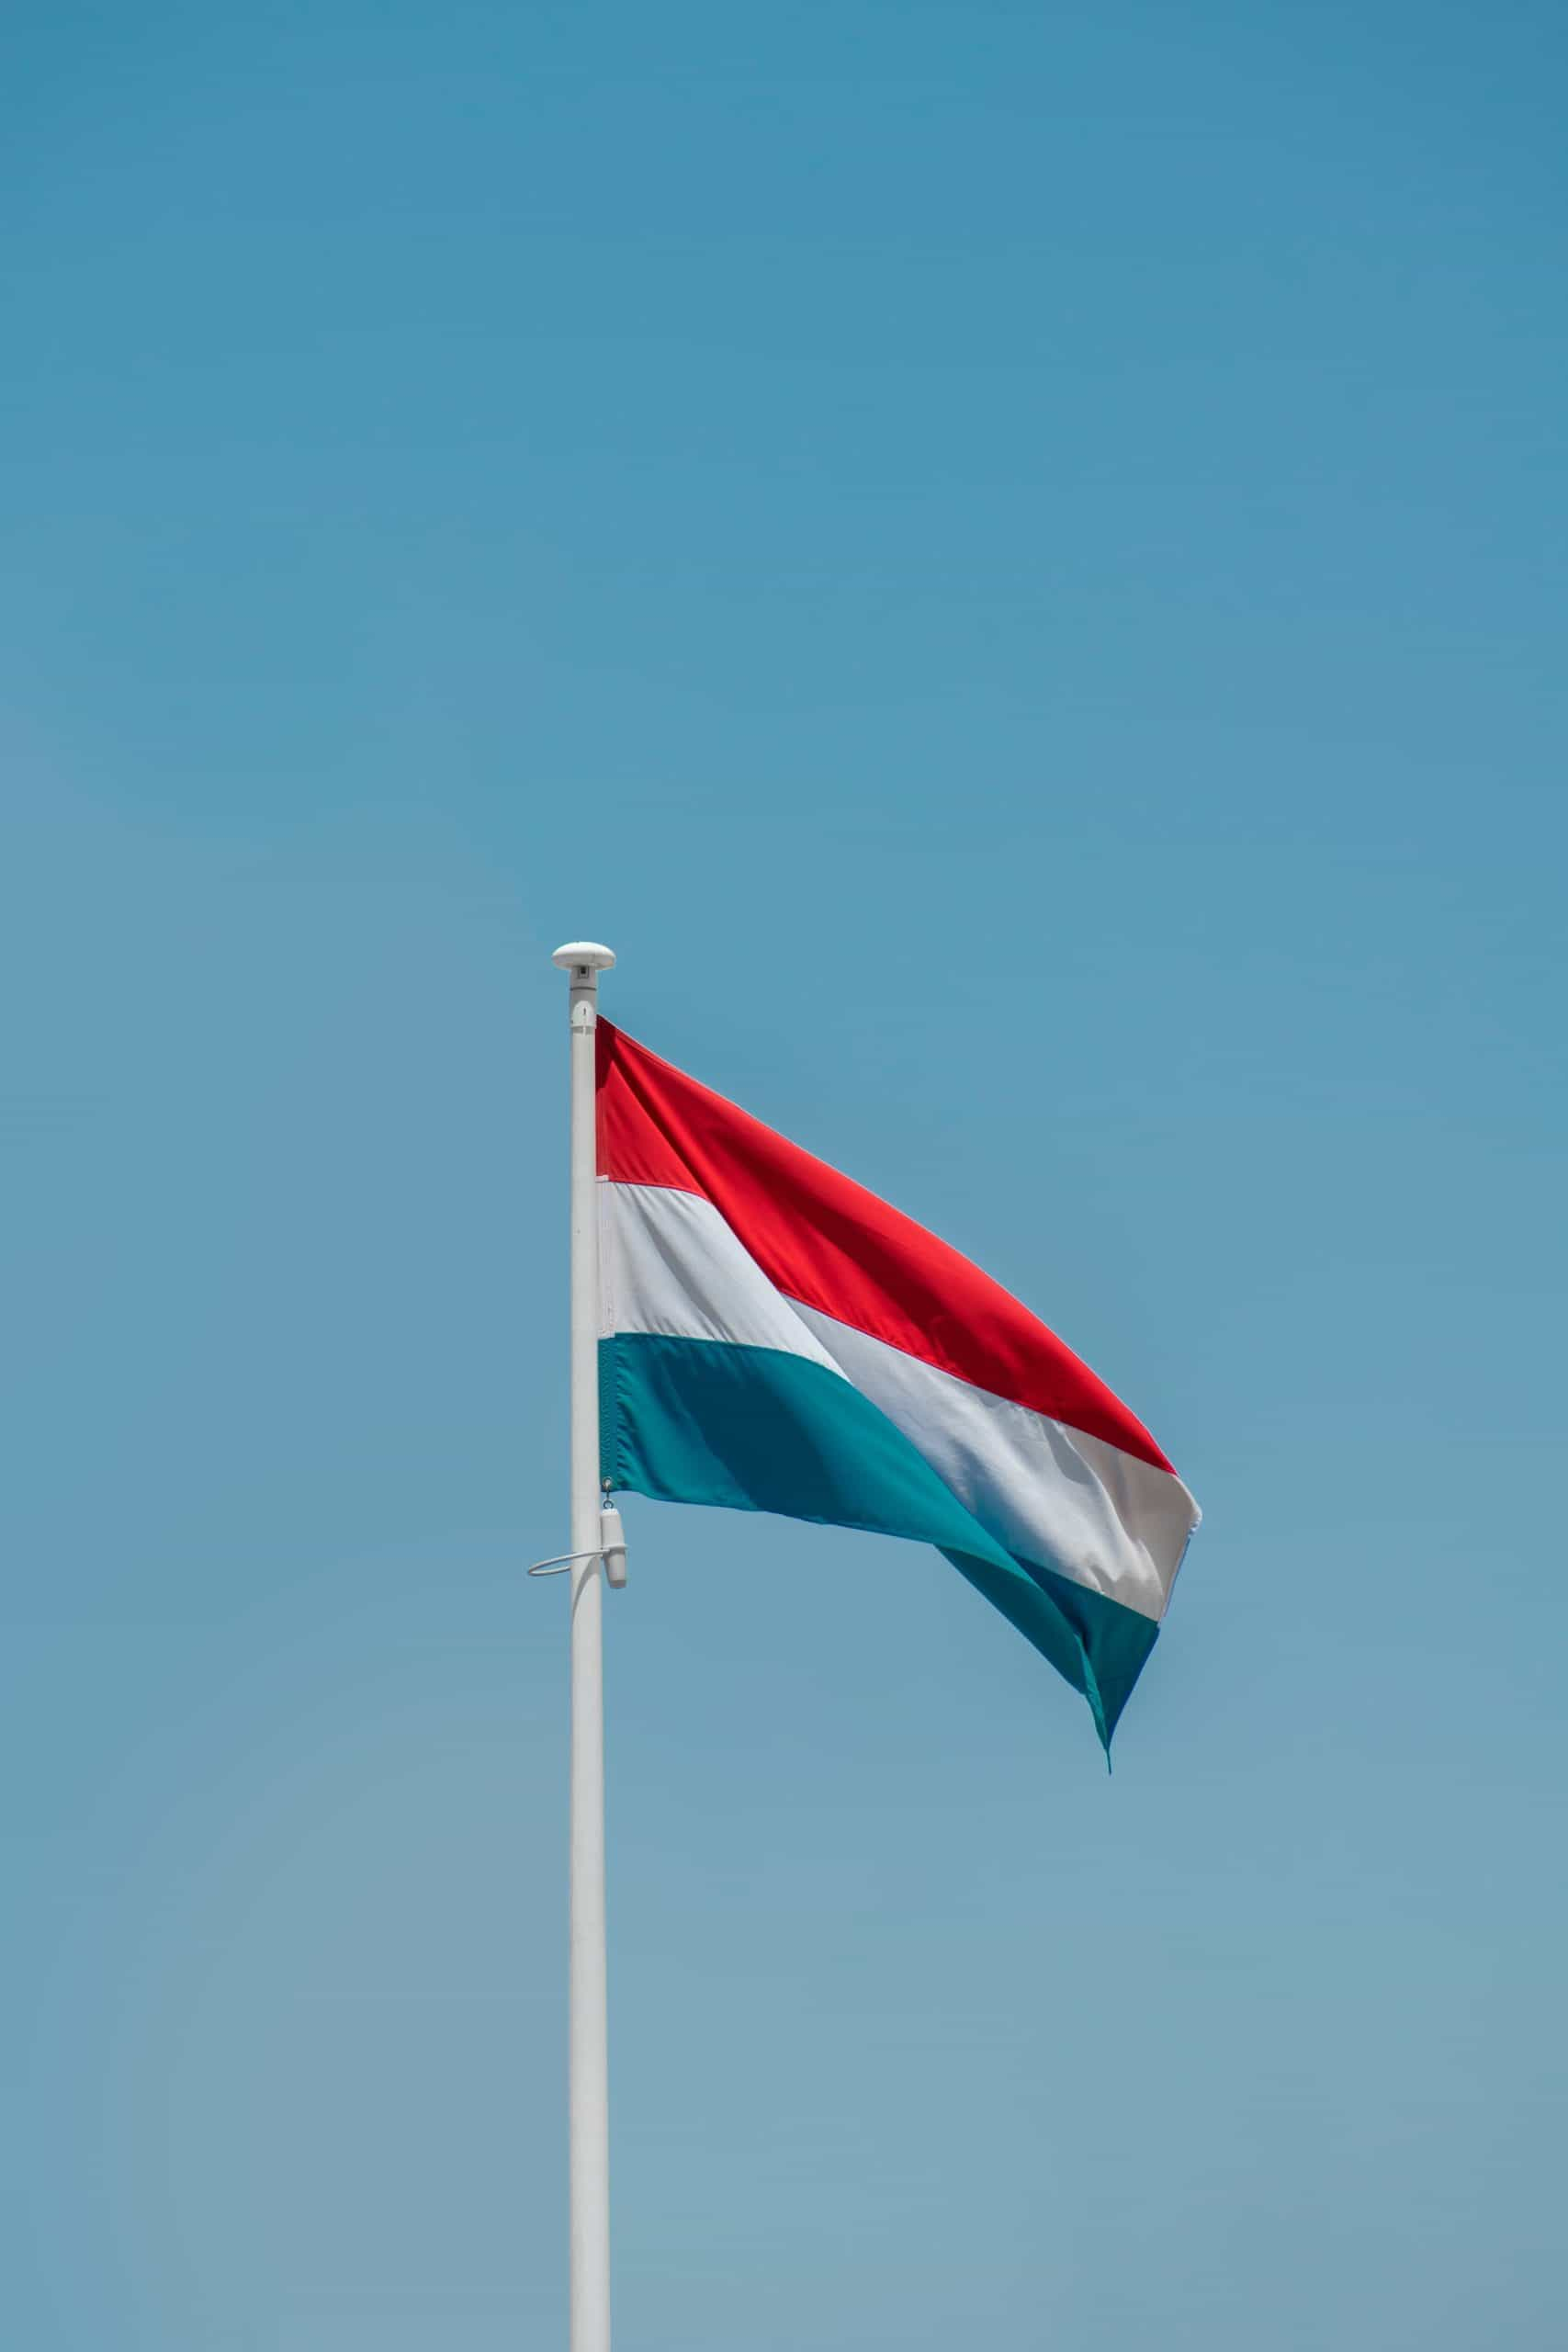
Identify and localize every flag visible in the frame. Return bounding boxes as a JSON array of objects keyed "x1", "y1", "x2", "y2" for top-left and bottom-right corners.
[{"x1": 596, "y1": 1022, "x2": 1200, "y2": 1747}]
